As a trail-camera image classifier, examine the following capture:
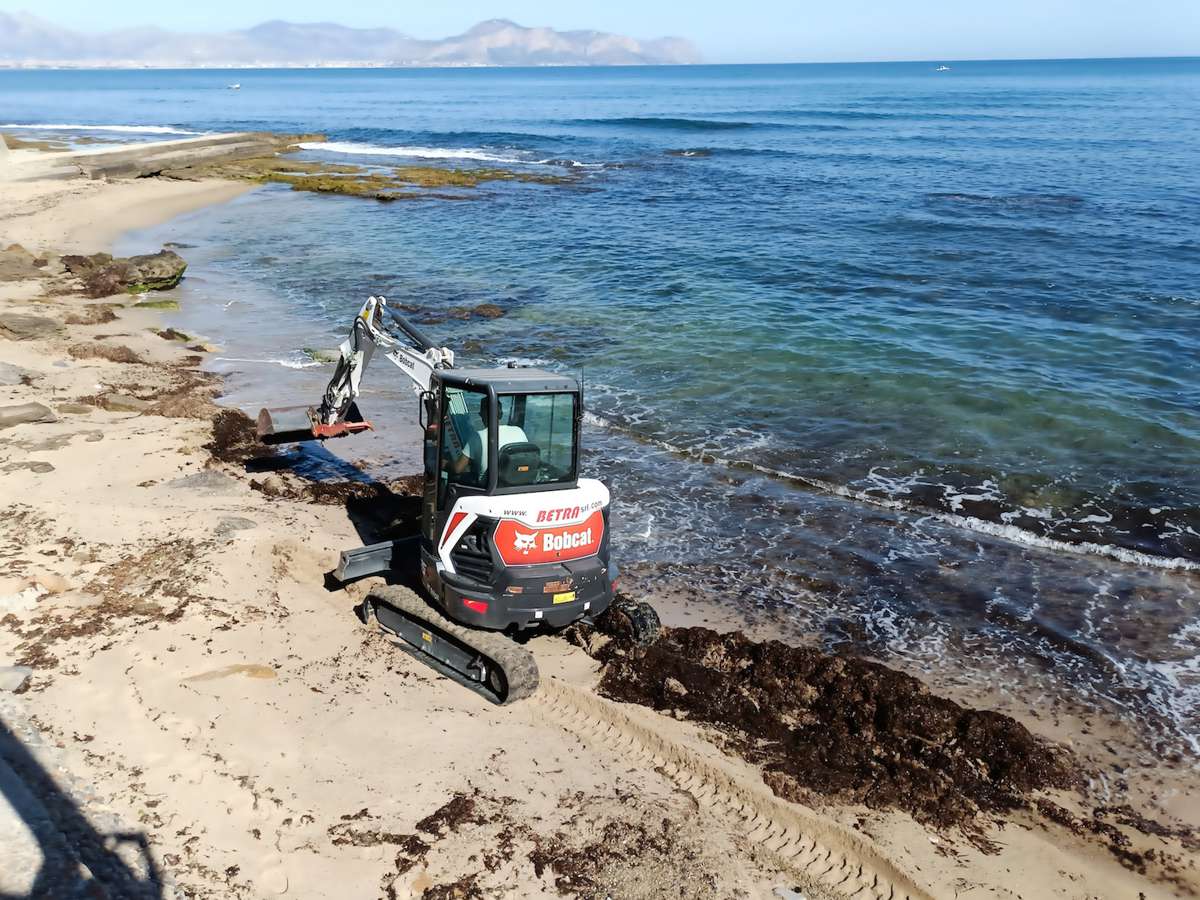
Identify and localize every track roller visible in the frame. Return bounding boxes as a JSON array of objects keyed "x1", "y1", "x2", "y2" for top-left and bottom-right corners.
[{"x1": 364, "y1": 585, "x2": 539, "y2": 705}]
